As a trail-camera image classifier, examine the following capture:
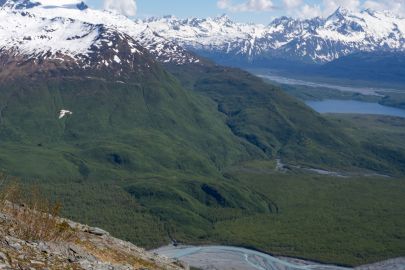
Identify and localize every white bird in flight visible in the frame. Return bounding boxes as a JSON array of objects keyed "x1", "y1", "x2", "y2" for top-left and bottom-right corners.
[{"x1": 59, "y1": 109, "x2": 73, "y2": 119}]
